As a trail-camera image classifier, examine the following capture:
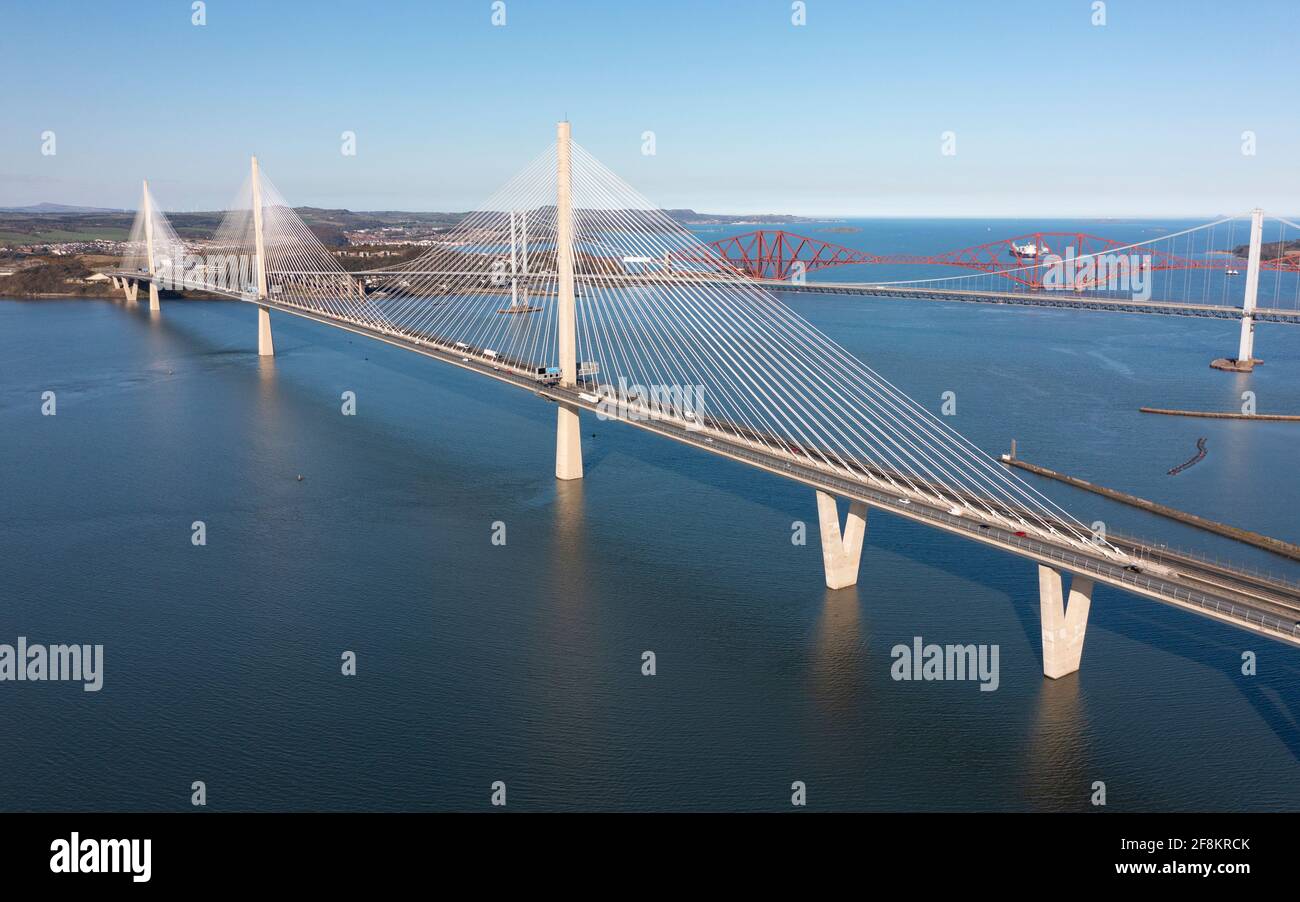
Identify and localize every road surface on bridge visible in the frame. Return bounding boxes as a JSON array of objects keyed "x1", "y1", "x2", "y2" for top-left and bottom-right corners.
[
  {"x1": 767, "y1": 280, "x2": 1300, "y2": 323},
  {"x1": 106, "y1": 269, "x2": 1300, "y2": 651}
]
